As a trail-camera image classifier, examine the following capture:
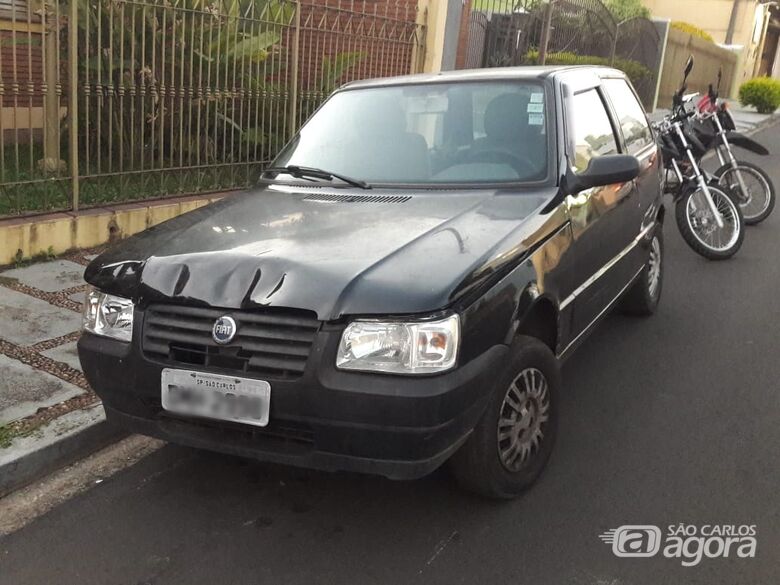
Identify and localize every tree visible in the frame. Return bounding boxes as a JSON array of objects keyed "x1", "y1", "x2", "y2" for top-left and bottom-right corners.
[{"x1": 603, "y1": 0, "x2": 650, "y2": 22}]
